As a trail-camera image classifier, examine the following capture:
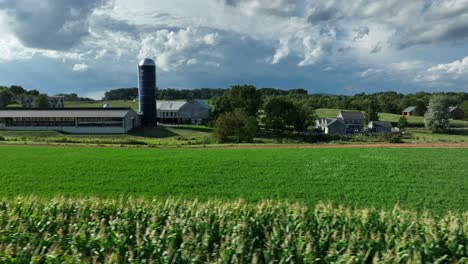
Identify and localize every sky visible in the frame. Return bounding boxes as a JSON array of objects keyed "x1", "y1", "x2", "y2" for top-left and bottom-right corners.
[{"x1": 0, "y1": 0, "x2": 468, "y2": 99}]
